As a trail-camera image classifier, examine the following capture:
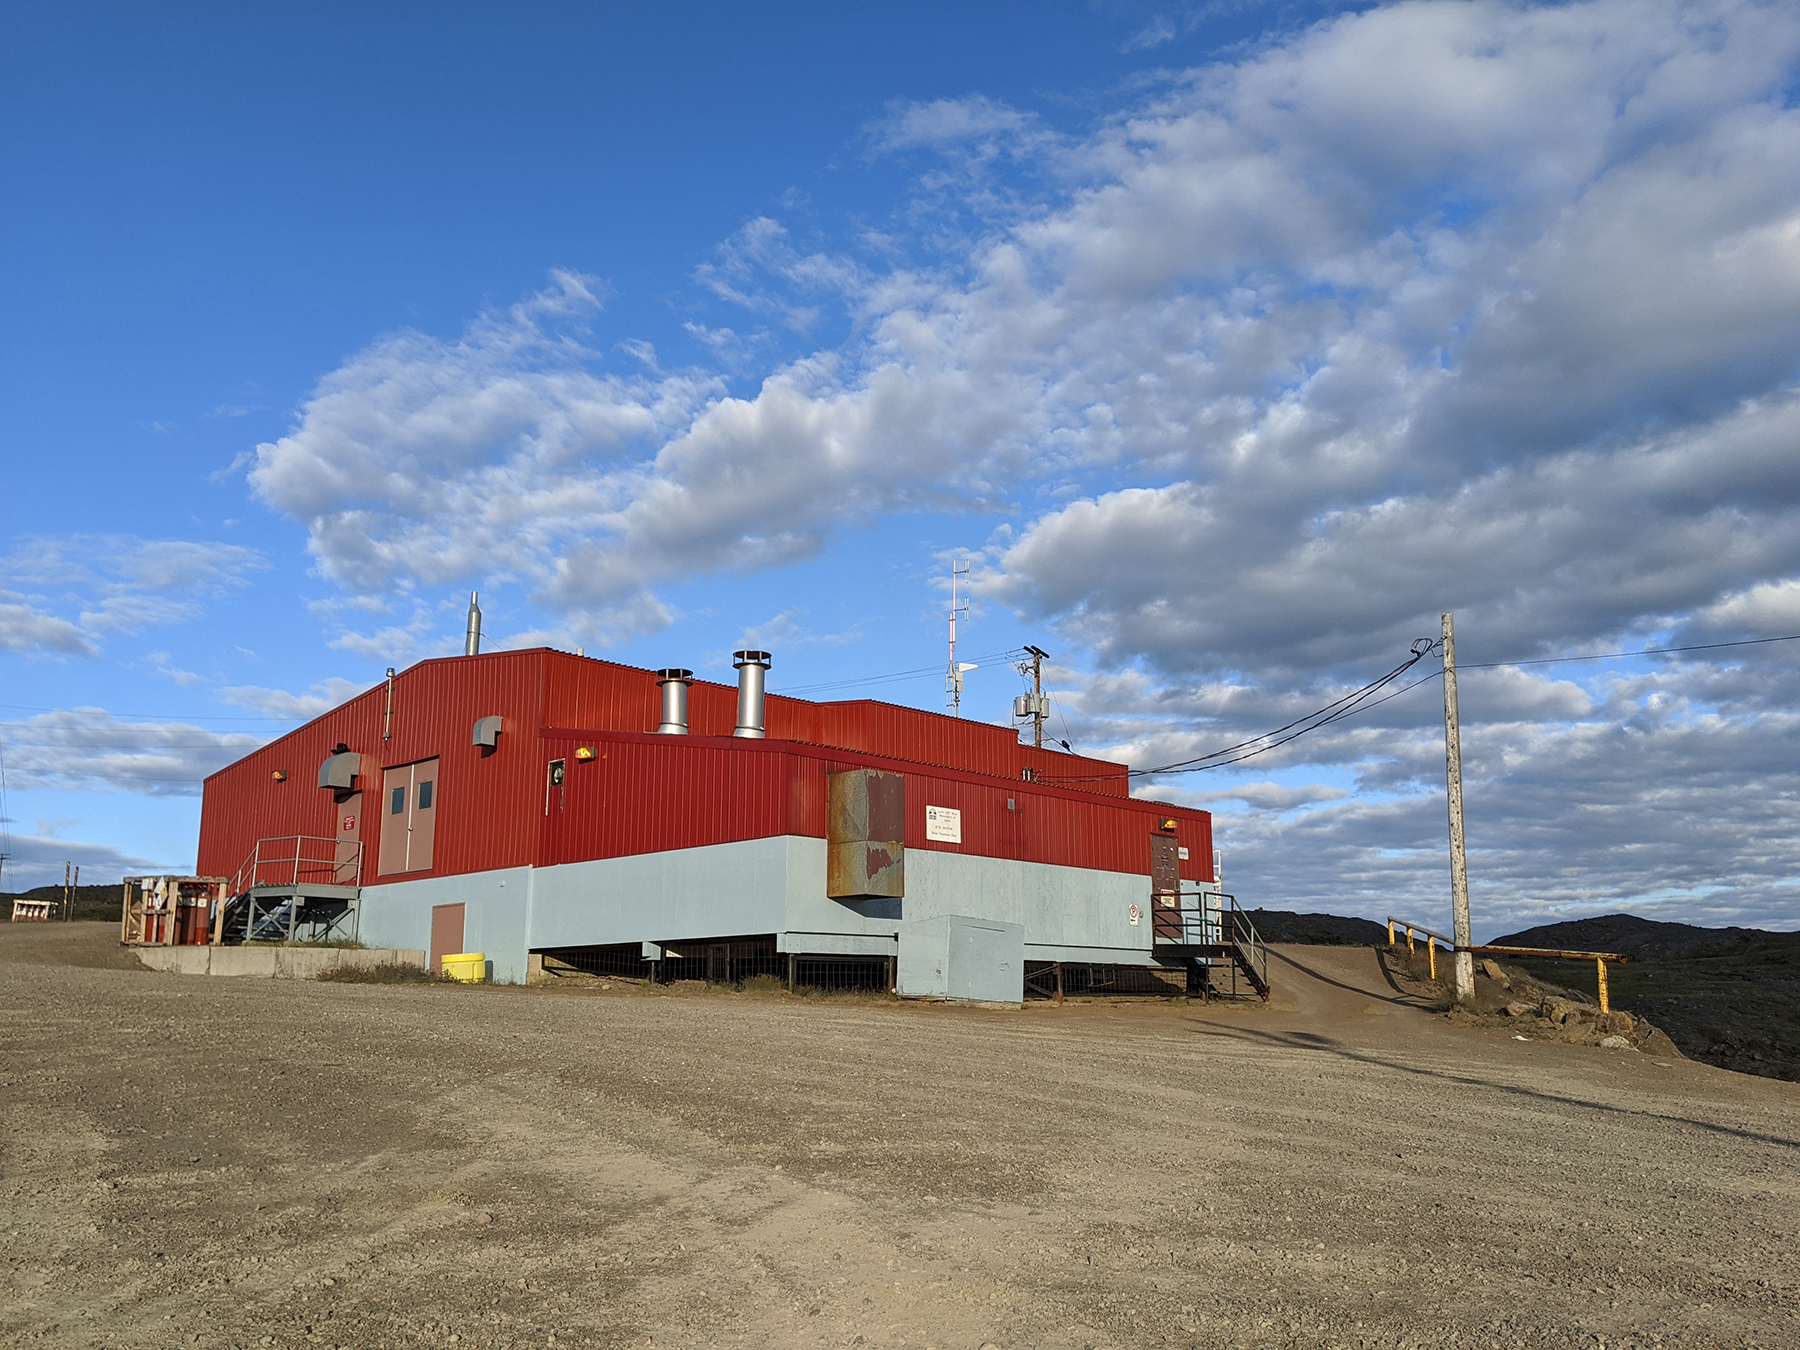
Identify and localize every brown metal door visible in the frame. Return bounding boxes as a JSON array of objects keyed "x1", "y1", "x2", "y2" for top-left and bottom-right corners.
[
  {"x1": 335, "y1": 792, "x2": 363, "y2": 884},
  {"x1": 1151, "y1": 835, "x2": 1181, "y2": 940},
  {"x1": 430, "y1": 902, "x2": 465, "y2": 972},
  {"x1": 377, "y1": 760, "x2": 439, "y2": 875},
  {"x1": 409, "y1": 759, "x2": 439, "y2": 871},
  {"x1": 378, "y1": 768, "x2": 410, "y2": 876}
]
